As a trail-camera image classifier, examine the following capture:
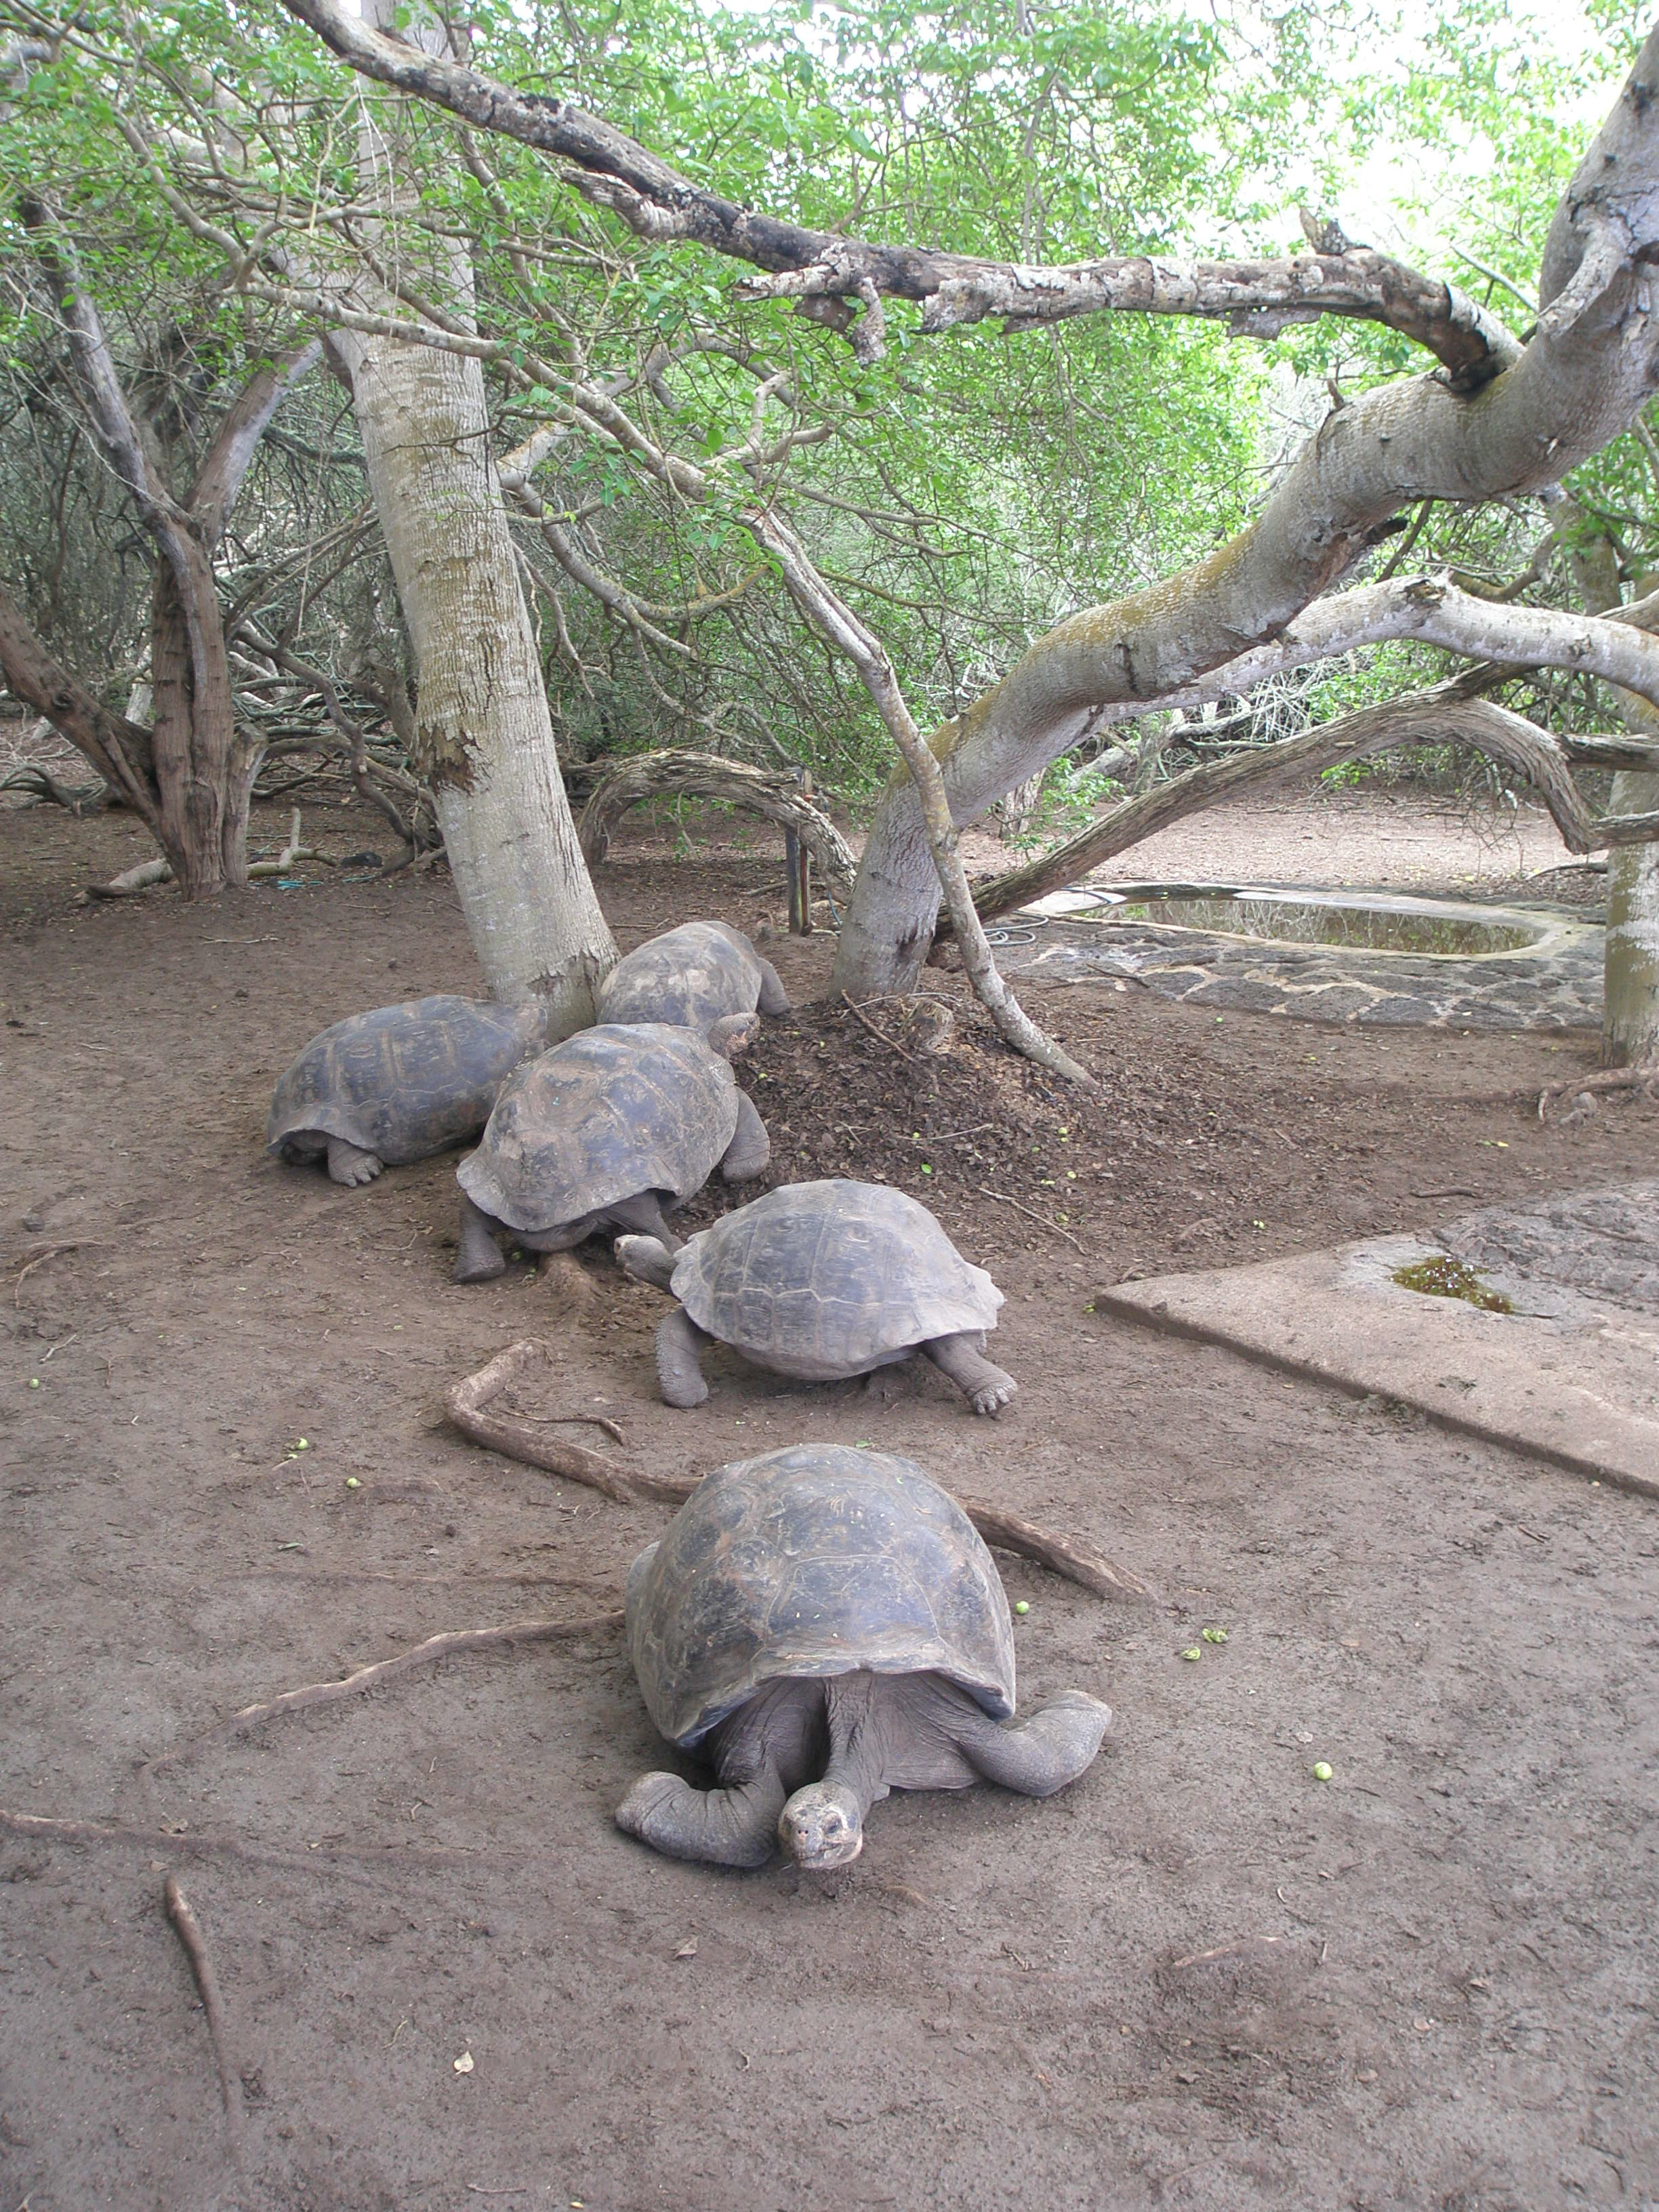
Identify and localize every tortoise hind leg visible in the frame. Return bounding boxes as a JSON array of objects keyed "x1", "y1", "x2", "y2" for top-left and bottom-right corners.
[
  {"x1": 756, "y1": 958, "x2": 790, "y2": 1017},
  {"x1": 950, "y1": 1690, "x2": 1112, "y2": 1799},
  {"x1": 326, "y1": 1136, "x2": 384, "y2": 1187},
  {"x1": 615, "y1": 1765, "x2": 787, "y2": 1868},
  {"x1": 719, "y1": 1092, "x2": 771, "y2": 1181},
  {"x1": 656, "y1": 1307, "x2": 713, "y2": 1407},
  {"x1": 453, "y1": 1193, "x2": 507, "y2": 1283},
  {"x1": 921, "y1": 1331, "x2": 1017, "y2": 1416}
]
